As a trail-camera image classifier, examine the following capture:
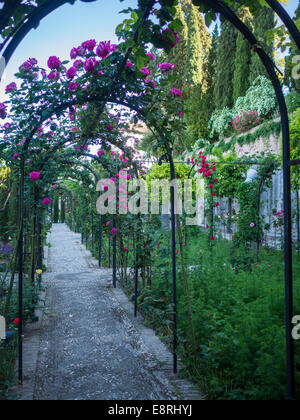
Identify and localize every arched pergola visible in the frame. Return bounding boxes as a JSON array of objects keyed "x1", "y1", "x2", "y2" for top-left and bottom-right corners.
[{"x1": 1, "y1": 0, "x2": 299, "y2": 399}]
